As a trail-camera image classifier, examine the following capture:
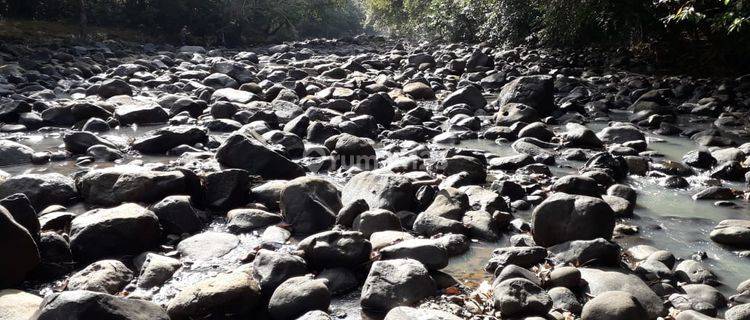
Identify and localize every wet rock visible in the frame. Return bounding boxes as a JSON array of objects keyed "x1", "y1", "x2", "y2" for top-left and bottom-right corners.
[
  {"x1": 113, "y1": 102, "x2": 169, "y2": 125},
  {"x1": 63, "y1": 131, "x2": 121, "y2": 155},
  {"x1": 70, "y1": 203, "x2": 160, "y2": 262},
  {"x1": 548, "y1": 238, "x2": 621, "y2": 267},
  {"x1": 77, "y1": 165, "x2": 186, "y2": 206},
  {"x1": 268, "y1": 275, "x2": 331, "y2": 320},
  {"x1": 0, "y1": 173, "x2": 76, "y2": 210},
  {"x1": 87, "y1": 144, "x2": 124, "y2": 161},
  {"x1": 133, "y1": 252, "x2": 181, "y2": 289},
  {"x1": 150, "y1": 195, "x2": 203, "y2": 235},
  {"x1": 202, "y1": 169, "x2": 251, "y2": 210},
  {"x1": 0, "y1": 206, "x2": 40, "y2": 288},
  {"x1": 532, "y1": 193, "x2": 616, "y2": 247},
  {"x1": 492, "y1": 278, "x2": 552, "y2": 317},
  {"x1": 33, "y1": 290, "x2": 169, "y2": 320},
  {"x1": 132, "y1": 126, "x2": 208, "y2": 154},
  {"x1": 0, "y1": 193, "x2": 39, "y2": 240},
  {"x1": 675, "y1": 260, "x2": 718, "y2": 285},
  {"x1": 692, "y1": 186, "x2": 735, "y2": 200},
  {"x1": 551, "y1": 175, "x2": 602, "y2": 197},
  {"x1": 252, "y1": 249, "x2": 308, "y2": 296},
  {"x1": 581, "y1": 290, "x2": 649, "y2": 320},
  {"x1": 298, "y1": 230, "x2": 371, "y2": 269},
  {"x1": 710, "y1": 161, "x2": 747, "y2": 181},
  {"x1": 280, "y1": 177, "x2": 341, "y2": 235},
  {"x1": 597, "y1": 123, "x2": 646, "y2": 144},
  {"x1": 0, "y1": 140, "x2": 33, "y2": 166},
  {"x1": 0, "y1": 289, "x2": 42, "y2": 320},
  {"x1": 710, "y1": 219, "x2": 750, "y2": 248},
  {"x1": 227, "y1": 208, "x2": 282, "y2": 233},
  {"x1": 216, "y1": 132, "x2": 306, "y2": 180},
  {"x1": 67, "y1": 259, "x2": 133, "y2": 294},
  {"x1": 167, "y1": 271, "x2": 261, "y2": 320},
  {"x1": 98, "y1": 79, "x2": 132, "y2": 98},
  {"x1": 360, "y1": 259, "x2": 436, "y2": 313},
  {"x1": 683, "y1": 149, "x2": 717, "y2": 169}
]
